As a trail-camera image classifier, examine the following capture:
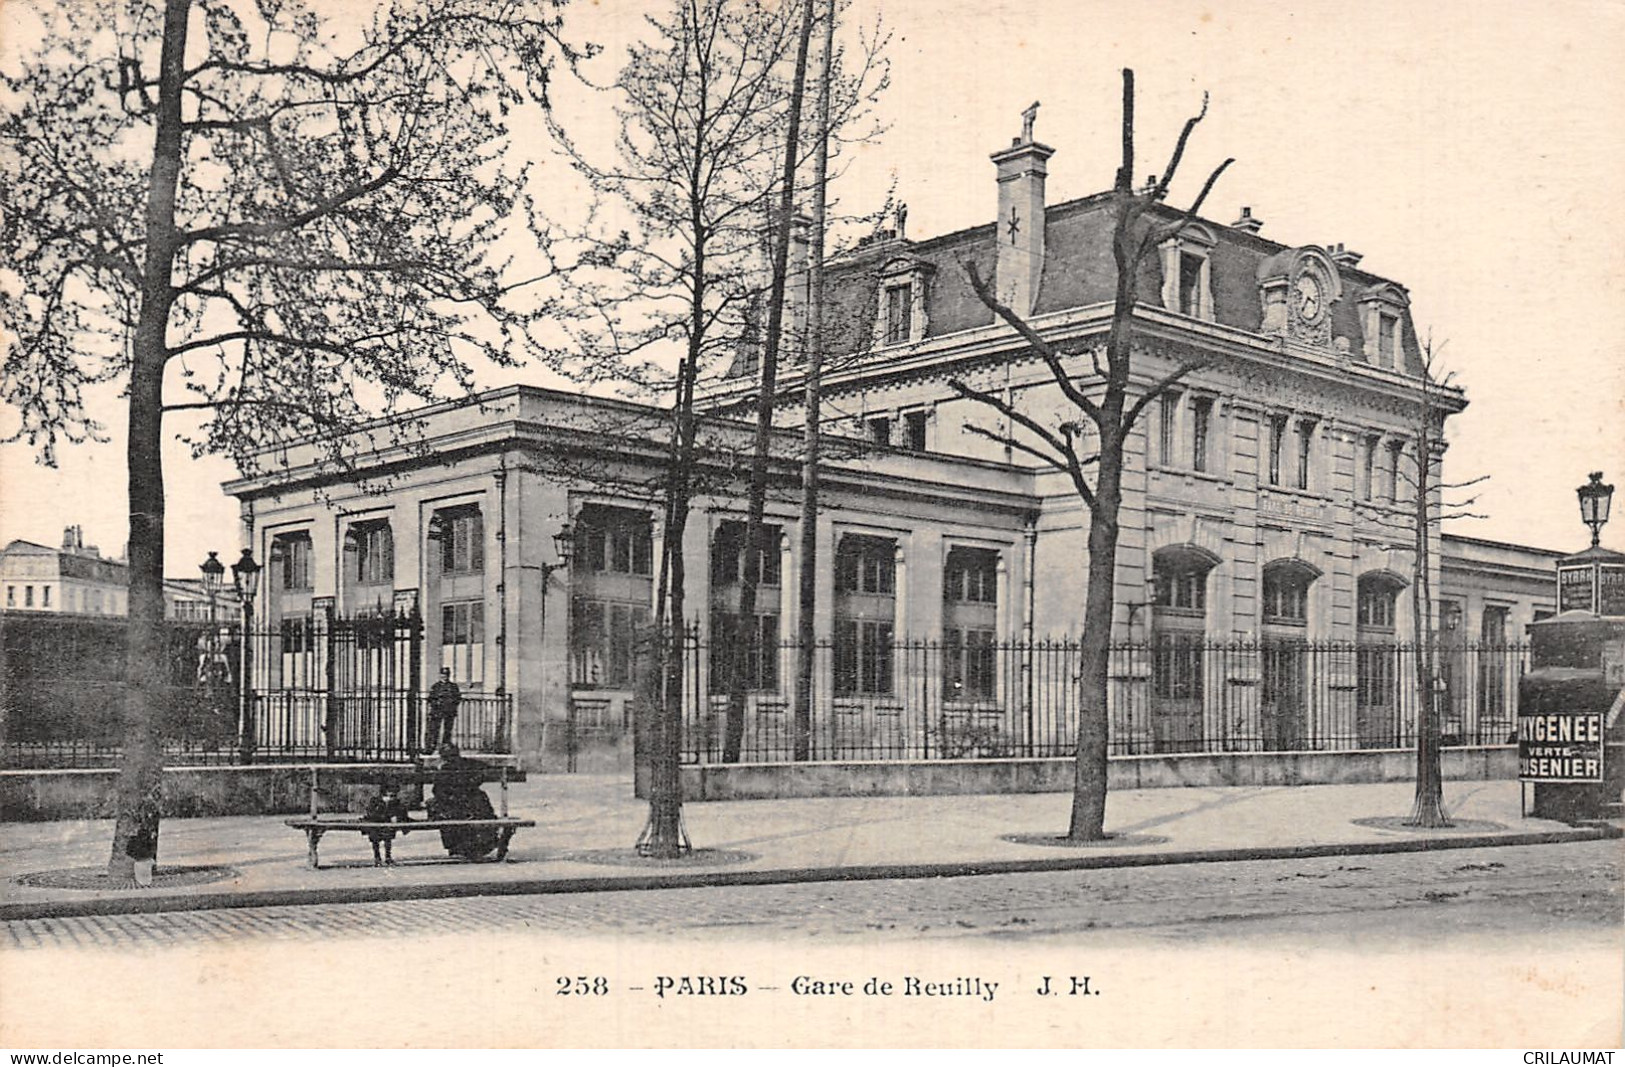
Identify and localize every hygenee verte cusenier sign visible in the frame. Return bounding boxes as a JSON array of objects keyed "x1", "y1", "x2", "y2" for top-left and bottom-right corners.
[{"x1": 1517, "y1": 712, "x2": 1605, "y2": 782}]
